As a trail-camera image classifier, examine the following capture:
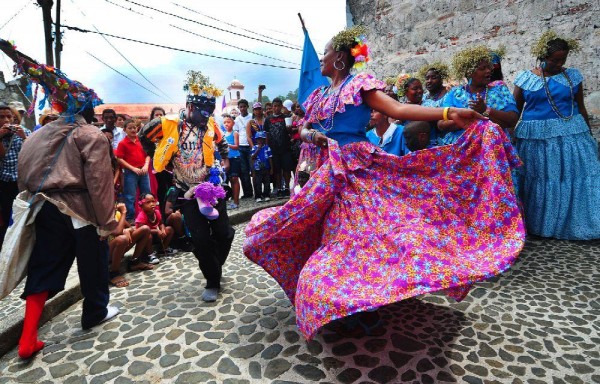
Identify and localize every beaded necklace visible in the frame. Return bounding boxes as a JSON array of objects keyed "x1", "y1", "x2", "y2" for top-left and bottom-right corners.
[
  {"x1": 427, "y1": 88, "x2": 445, "y2": 101},
  {"x1": 313, "y1": 74, "x2": 353, "y2": 132},
  {"x1": 541, "y1": 69, "x2": 574, "y2": 121}
]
